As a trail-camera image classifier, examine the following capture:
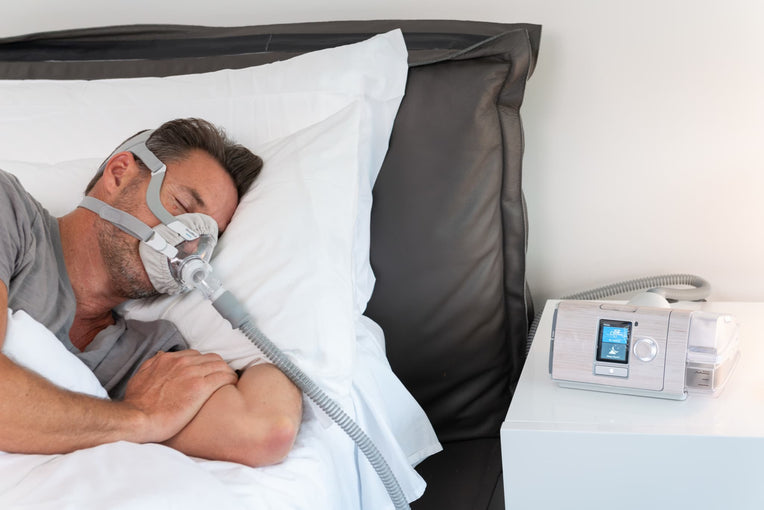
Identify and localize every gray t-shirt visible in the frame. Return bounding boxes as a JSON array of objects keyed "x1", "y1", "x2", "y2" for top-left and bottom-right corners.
[
  {"x1": 0, "y1": 170, "x2": 77, "y2": 350},
  {"x1": 0, "y1": 169, "x2": 187, "y2": 399}
]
